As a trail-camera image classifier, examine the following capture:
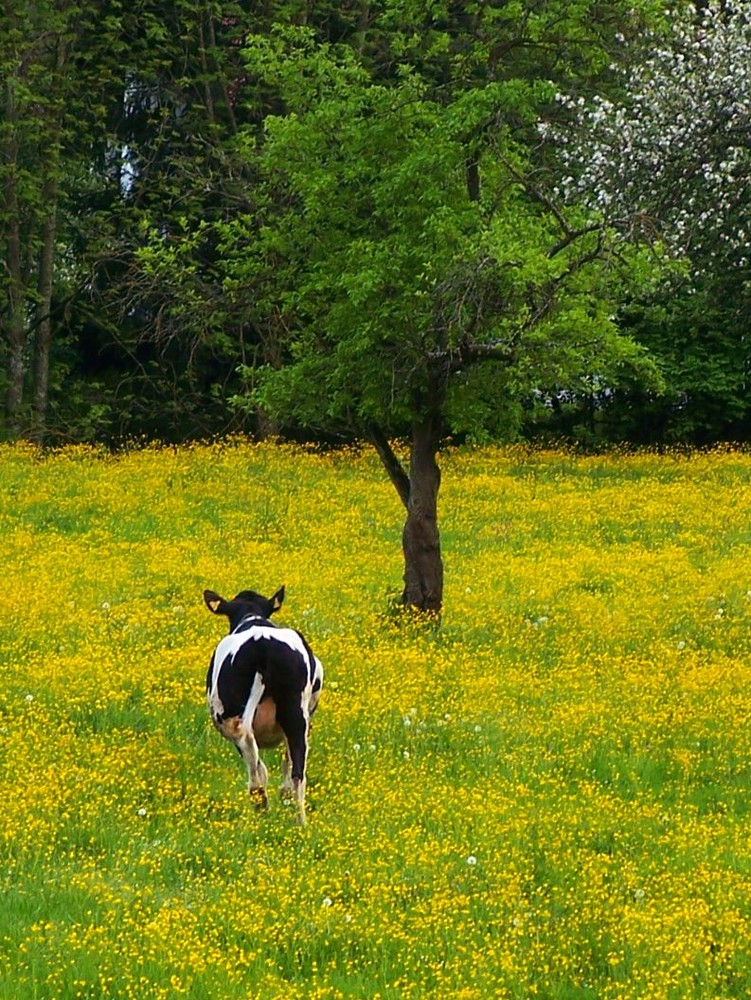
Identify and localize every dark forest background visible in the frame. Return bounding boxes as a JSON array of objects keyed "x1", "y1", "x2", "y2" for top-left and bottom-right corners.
[{"x1": 2, "y1": 0, "x2": 749, "y2": 450}]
